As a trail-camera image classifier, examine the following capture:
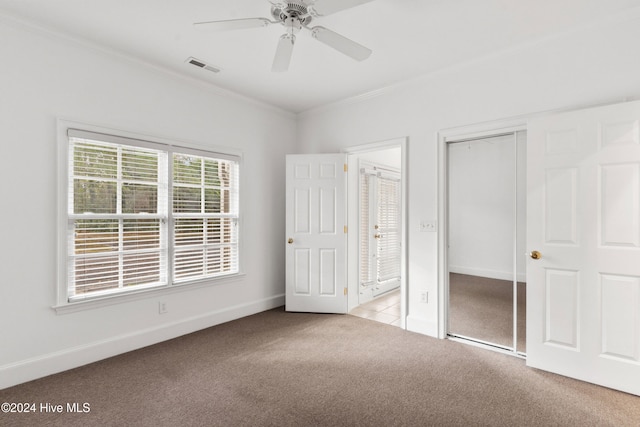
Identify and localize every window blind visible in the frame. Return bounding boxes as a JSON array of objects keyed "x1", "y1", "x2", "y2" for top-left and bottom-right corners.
[
  {"x1": 172, "y1": 153, "x2": 239, "y2": 282},
  {"x1": 68, "y1": 136, "x2": 168, "y2": 300},
  {"x1": 376, "y1": 175, "x2": 401, "y2": 283},
  {"x1": 65, "y1": 129, "x2": 240, "y2": 302},
  {"x1": 360, "y1": 166, "x2": 401, "y2": 288},
  {"x1": 359, "y1": 171, "x2": 373, "y2": 286}
]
